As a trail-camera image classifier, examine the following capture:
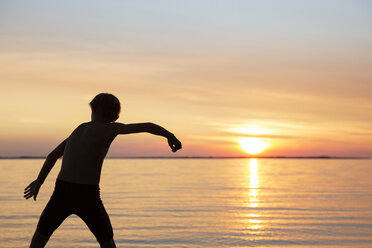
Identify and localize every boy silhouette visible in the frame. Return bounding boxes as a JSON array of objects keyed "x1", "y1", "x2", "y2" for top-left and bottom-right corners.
[{"x1": 24, "y1": 93, "x2": 182, "y2": 248}]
